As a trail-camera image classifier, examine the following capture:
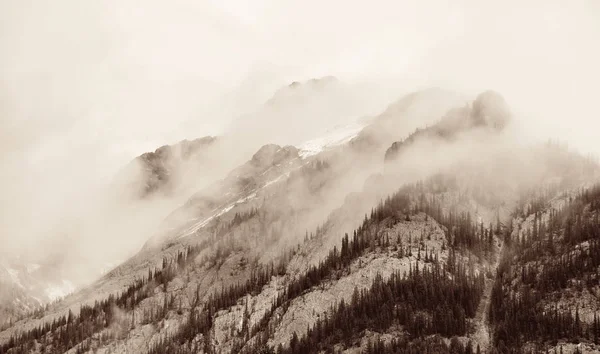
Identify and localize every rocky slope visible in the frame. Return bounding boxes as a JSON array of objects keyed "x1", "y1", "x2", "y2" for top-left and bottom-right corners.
[{"x1": 114, "y1": 136, "x2": 218, "y2": 199}]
